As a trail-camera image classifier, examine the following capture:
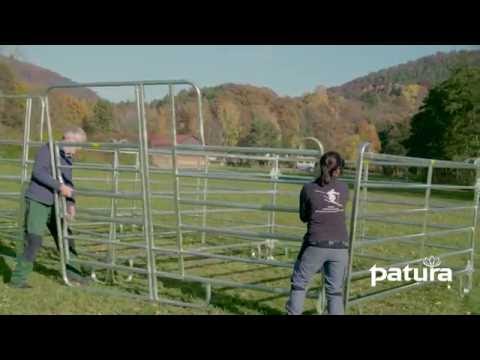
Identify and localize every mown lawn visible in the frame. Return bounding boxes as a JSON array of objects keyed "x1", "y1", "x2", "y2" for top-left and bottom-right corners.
[{"x1": 0, "y1": 159, "x2": 479, "y2": 315}]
